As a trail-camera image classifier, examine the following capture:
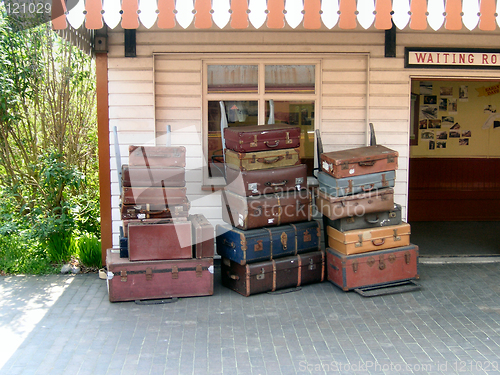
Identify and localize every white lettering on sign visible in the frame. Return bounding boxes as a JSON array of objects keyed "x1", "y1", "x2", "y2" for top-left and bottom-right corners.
[{"x1": 408, "y1": 51, "x2": 500, "y2": 68}]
